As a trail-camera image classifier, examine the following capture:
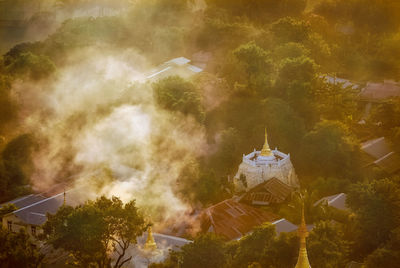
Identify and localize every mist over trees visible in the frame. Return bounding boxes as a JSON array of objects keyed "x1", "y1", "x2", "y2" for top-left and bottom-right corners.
[{"x1": 1, "y1": 0, "x2": 400, "y2": 267}]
